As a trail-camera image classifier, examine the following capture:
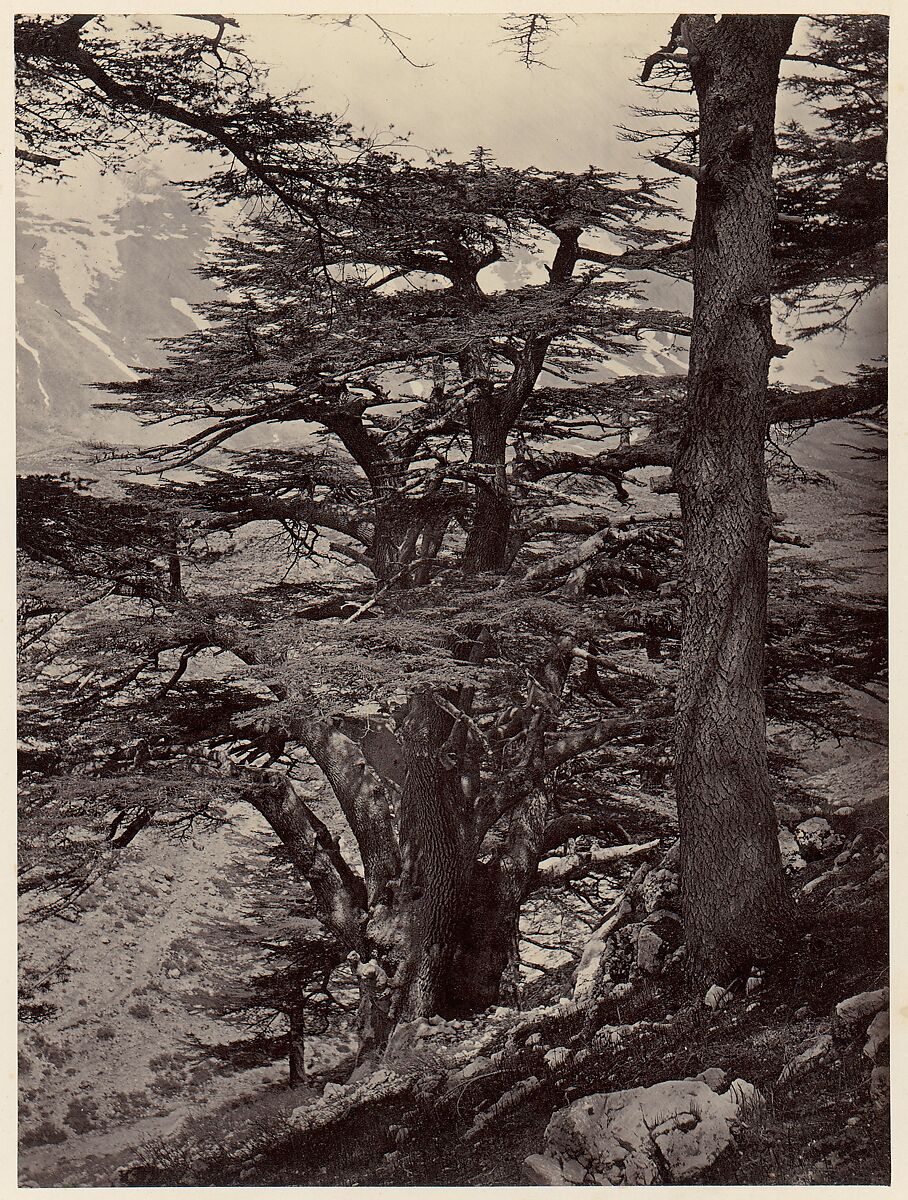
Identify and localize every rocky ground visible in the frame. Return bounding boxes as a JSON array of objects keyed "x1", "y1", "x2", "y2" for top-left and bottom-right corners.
[{"x1": 95, "y1": 741, "x2": 887, "y2": 1189}]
